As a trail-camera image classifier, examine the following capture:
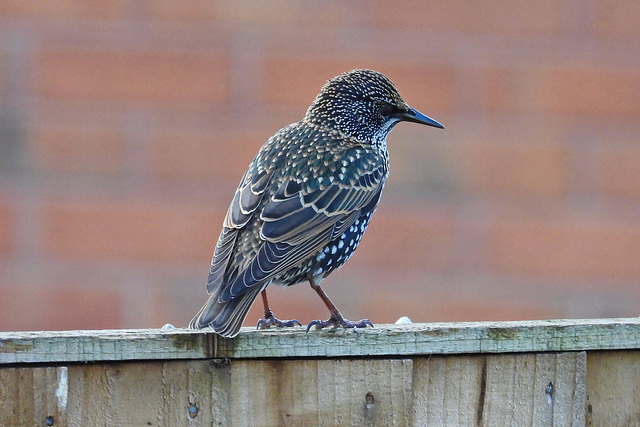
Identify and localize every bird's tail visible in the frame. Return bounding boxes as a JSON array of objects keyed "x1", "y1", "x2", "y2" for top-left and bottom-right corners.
[{"x1": 189, "y1": 286, "x2": 262, "y2": 338}]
